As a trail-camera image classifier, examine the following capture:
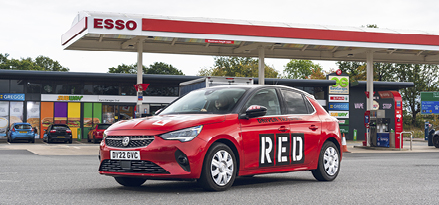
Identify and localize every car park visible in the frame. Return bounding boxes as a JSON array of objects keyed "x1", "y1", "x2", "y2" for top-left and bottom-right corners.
[
  {"x1": 7, "y1": 122, "x2": 35, "y2": 143},
  {"x1": 88, "y1": 123, "x2": 112, "y2": 143},
  {"x1": 99, "y1": 85, "x2": 342, "y2": 191},
  {"x1": 43, "y1": 124, "x2": 73, "y2": 144}
]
